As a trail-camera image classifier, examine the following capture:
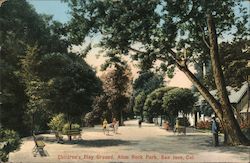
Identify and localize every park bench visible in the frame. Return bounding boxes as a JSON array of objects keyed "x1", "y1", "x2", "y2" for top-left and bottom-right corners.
[
  {"x1": 32, "y1": 134, "x2": 45, "y2": 156},
  {"x1": 65, "y1": 129, "x2": 81, "y2": 140}
]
